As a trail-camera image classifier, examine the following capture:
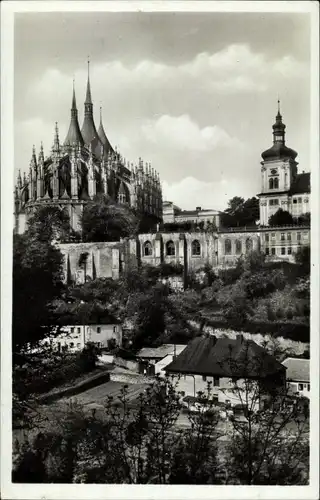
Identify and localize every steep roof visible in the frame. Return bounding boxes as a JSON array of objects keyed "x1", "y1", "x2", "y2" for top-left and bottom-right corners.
[
  {"x1": 64, "y1": 84, "x2": 84, "y2": 147},
  {"x1": 289, "y1": 172, "x2": 310, "y2": 195},
  {"x1": 165, "y1": 336, "x2": 285, "y2": 379},
  {"x1": 98, "y1": 108, "x2": 113, "y2": 155},
  {"x1": 282, "y1": 358, "x2": 309, "y2": 383}
]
